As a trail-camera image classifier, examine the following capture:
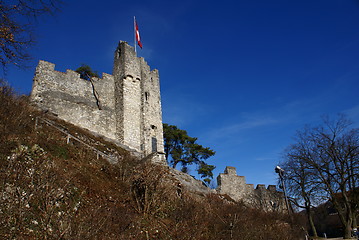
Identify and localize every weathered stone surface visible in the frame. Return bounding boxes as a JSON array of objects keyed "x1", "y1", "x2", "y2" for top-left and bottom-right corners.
[
  {"x1": 31, "y1": 41, "x2": 166, "y2": 164},
  {"x1": 217, "y1": 166, "x2": 287, "y2": 212},
  {"x1": 168, "y1": 168, "x2": 214, "y2": 198},
  {"x1": 31, "y1": 60, "x2": 117, "y2": 140}
]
